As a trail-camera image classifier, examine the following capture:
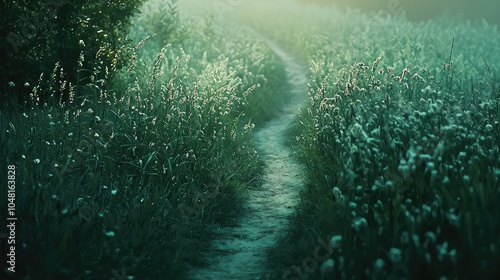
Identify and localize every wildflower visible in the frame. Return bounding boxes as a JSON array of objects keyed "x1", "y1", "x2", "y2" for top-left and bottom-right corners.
[
  {"x1": 332, "y1": 187, "x2": 344, "y2": 203},
  {"x1": 362, "y1": 204, "x2": 369, "y2": 213},
  {"x1": 437, "y1": 242, "x2": 448, "y2": 261},
  {"x1": 330, "y1": 235, "x2": 343, "y2": 249},
  {"x1": 105, "y1": 231, "x2": 115, "y2": 237},
  {"x1": 24, "y1": 82, "x2": 30, "y2": 87},
  {"x1": 374, "y1": 258, "x2": 385, "y2": 270},
  {"x1": 398, "y1": 164, "x2": 410, "y2": 178},
  {"x1": 463, "y1": 175, "x2": 471, "y2": 185},
  {"x1": 352, "y1": 217, "x2": 368, "y2": 232},
  {"x1": 320, "y1": 259, "x2": 335, "y2": 276},
  {"x1": 446, "y1": 212, "x2": 459, "y2": 227},
  {"x1": 424, "y1": 231, "x2": 436, "y2": 247},
  {"x1": 389, "y1": 247, "x2": 402, "y2": 262},
  {"x1": 111, "y1": 189, "x2": 118, "y2": 195},
  {"x1": 425, "y1": 161, "x2": 434, "y2": 170},
  {"x1": 34, "y1": 159, "x2": 41, "y2": 164},
  {"x1": 449, "y1": 249, "x2": 457, "y2": 263},
  {"x1": 412, "y1": 234, "x2": 420, "y2": 247},
  {"x1": 442, "y1": 176, "x2": 450, "y2": 184},
  {"x1": 8, "y1": 81, "x2": 15, "y2": 87}
]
